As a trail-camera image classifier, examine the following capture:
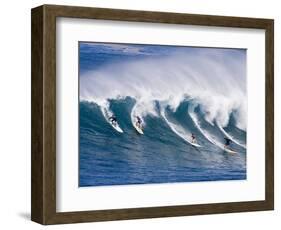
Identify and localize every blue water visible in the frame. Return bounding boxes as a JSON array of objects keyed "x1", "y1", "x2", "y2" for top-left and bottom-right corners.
[
  {"x1": 79, "y1": 42, "x2": 247, "y2": 187},
  {"x1": 79, "y1": 98, "x2": 246, "y2": 187}
]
